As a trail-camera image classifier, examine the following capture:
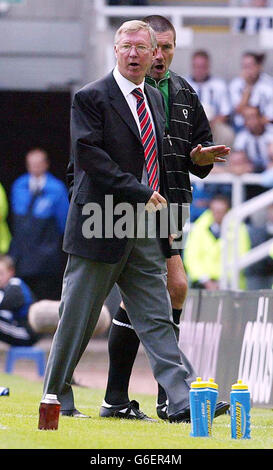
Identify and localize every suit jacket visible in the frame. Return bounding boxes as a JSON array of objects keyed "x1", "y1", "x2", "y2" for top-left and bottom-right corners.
[{"x1": 63, "y1": 71, "x2": 170, "y2": 263}]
